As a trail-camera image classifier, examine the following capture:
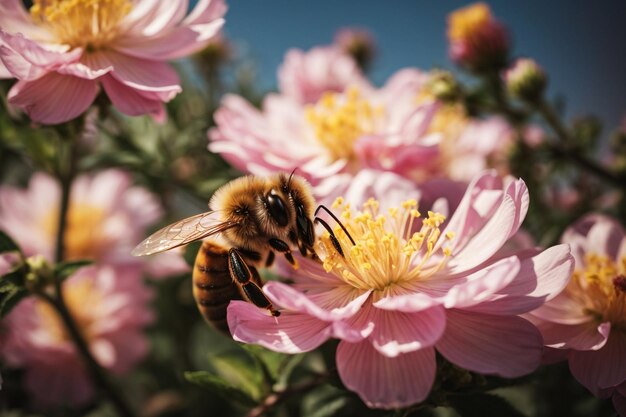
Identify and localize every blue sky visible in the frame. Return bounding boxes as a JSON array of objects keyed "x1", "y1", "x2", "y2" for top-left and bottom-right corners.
[{"x1": 221, "y1": 1, "x2": 626, "y2": 135}]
